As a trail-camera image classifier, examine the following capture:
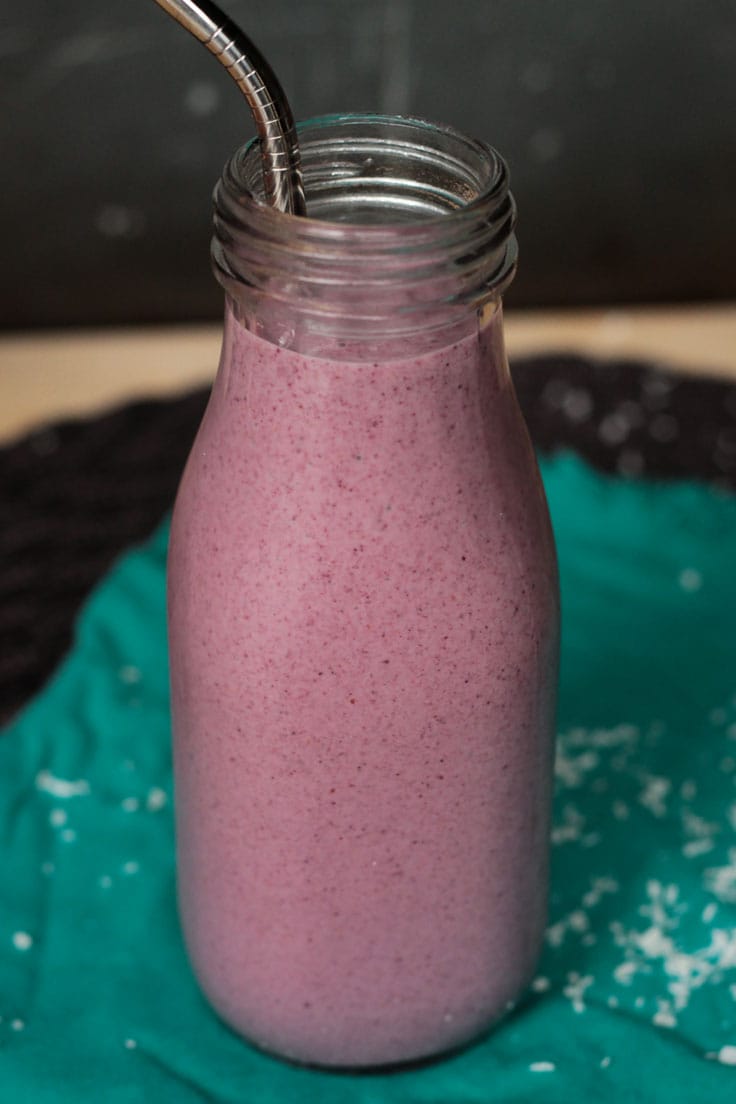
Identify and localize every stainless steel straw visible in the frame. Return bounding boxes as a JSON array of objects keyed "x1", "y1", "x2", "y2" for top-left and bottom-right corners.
[{"x1": 153, "y1": 0, "x2": 306, "y2": 215}]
